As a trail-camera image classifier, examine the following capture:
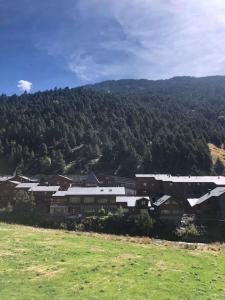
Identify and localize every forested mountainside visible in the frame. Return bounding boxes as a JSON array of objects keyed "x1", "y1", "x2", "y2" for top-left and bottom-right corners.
[
  {"x1": 88, "y1": 76, "x2": 225, "y2": 101},
  {"x1": 1, "y1": 76, "x2": 225, "y2": 176}
]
